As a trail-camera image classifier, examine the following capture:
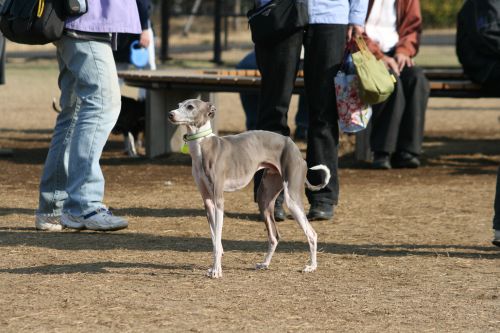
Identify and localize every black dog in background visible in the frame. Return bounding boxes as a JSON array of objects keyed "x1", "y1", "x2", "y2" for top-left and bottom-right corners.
[
  {"x1": 112, "y1": 96, "x2": 146, "y2": 157},
  {"x1": 53, "y1": 95, "x2": 146, "y2": 156}
]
